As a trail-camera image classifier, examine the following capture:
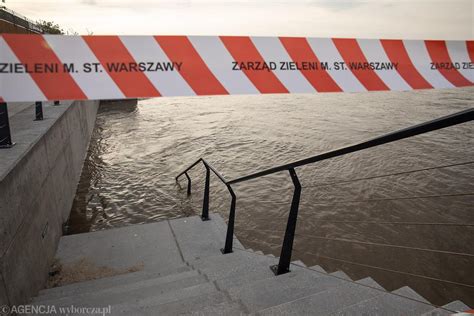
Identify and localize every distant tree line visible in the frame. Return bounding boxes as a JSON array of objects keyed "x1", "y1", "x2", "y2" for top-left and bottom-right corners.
[{"x1": 35, "y1": 20, "x2": 64, "y2": 34}]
